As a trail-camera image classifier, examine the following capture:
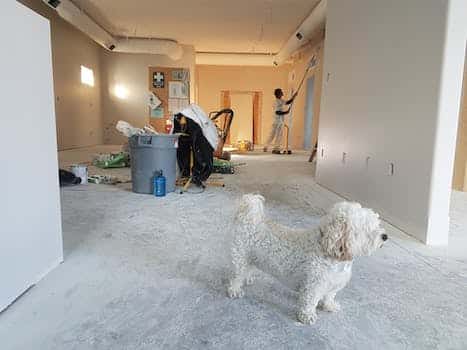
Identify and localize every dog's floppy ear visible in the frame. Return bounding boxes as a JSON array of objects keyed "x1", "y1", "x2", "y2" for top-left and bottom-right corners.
[
  {"x1": 319, "y1": 203, "x2": 354, "y2": 261},
  {"x1": 336, "y1": 223, "x2": 353, "y2": 261}
]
